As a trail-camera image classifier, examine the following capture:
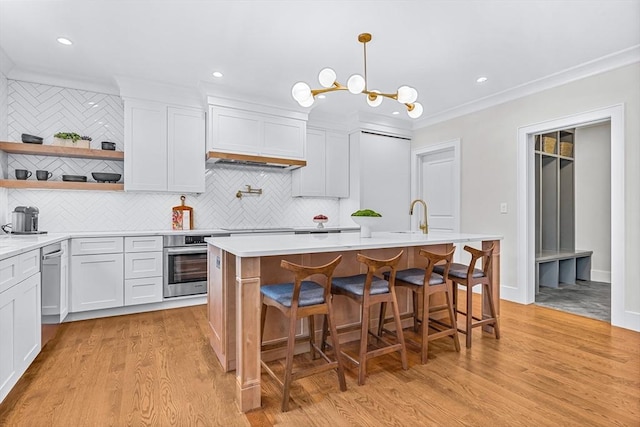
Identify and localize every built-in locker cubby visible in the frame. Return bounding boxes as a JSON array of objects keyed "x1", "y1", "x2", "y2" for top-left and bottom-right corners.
[{"x1": 534, "y1": 129, "x2": 592, "y2": 291}]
